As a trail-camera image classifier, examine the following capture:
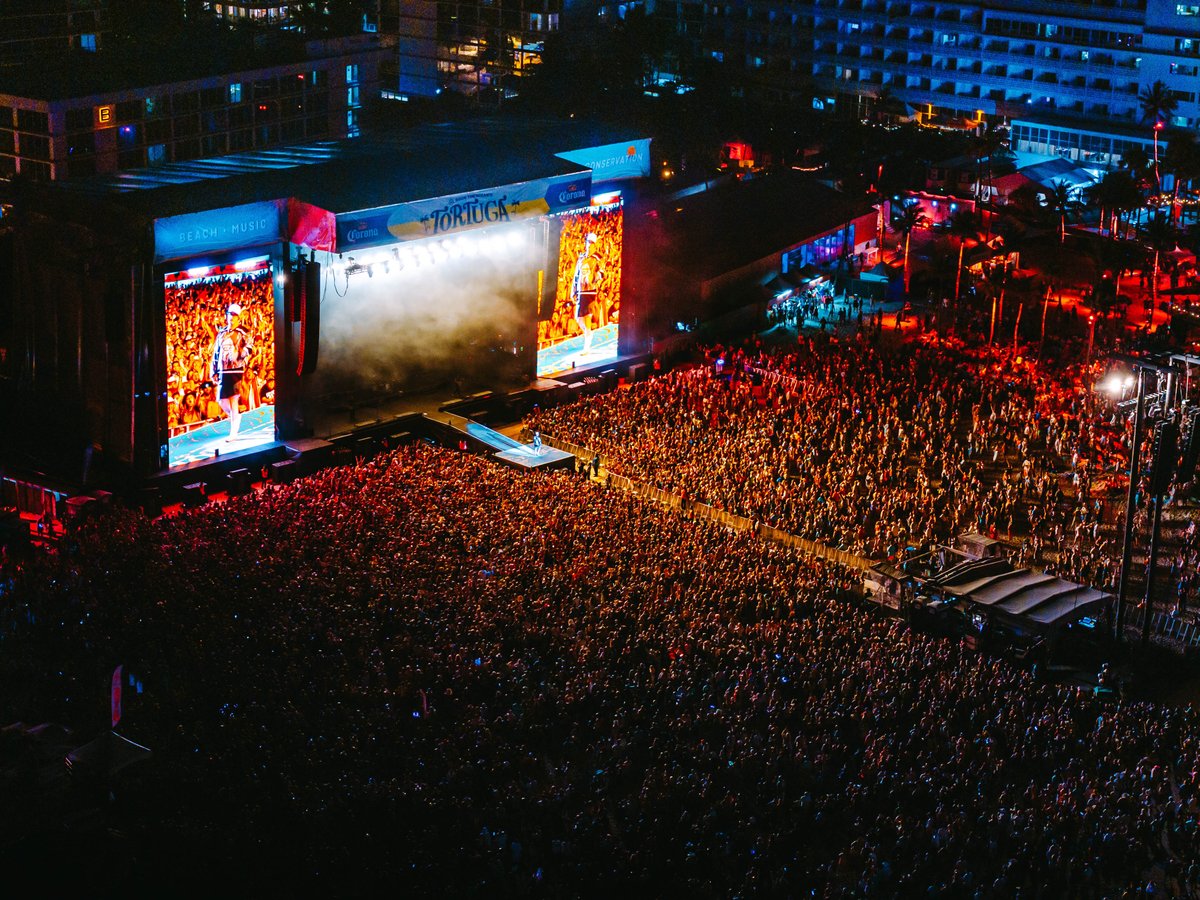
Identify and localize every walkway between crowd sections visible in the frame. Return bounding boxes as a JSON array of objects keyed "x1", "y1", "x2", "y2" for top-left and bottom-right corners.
[{"x1": 526, "y1": 429, "x2": 874, "y2": 571}]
